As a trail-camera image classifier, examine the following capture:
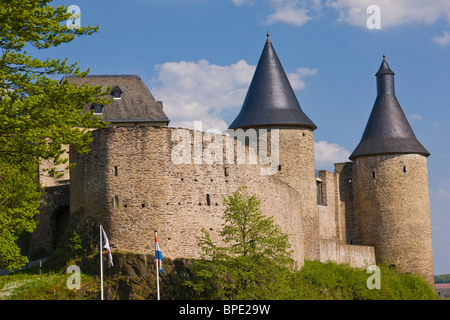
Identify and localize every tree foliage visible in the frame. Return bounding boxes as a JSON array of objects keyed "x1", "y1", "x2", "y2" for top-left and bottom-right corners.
[
  {"x1": 0, "y1": 161, "x2": 41, "y2": 269},
  {"x1": 0, "y1": 0, "x2": 110, "y2": 269},
  {"x1": 434, "y1": 274, "x2": 450, "y2": 283},
  {"x1": 187, "y1": 186, "x2": 296, "y2": 299}
]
